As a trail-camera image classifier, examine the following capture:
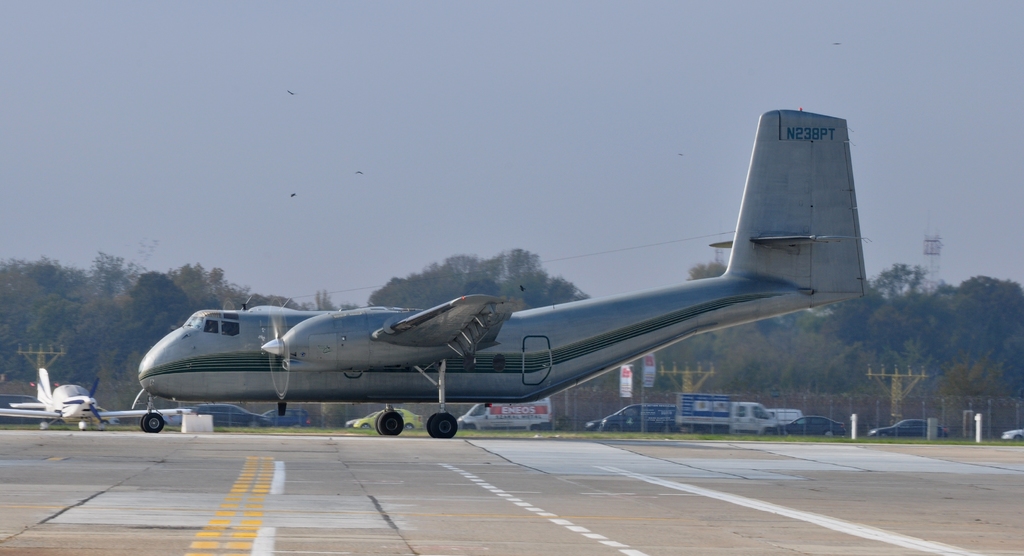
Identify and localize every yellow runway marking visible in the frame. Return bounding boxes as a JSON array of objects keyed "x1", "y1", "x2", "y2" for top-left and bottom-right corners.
[{"x1": 184, "y1": 456, "x2": 275, "y2": 556}]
